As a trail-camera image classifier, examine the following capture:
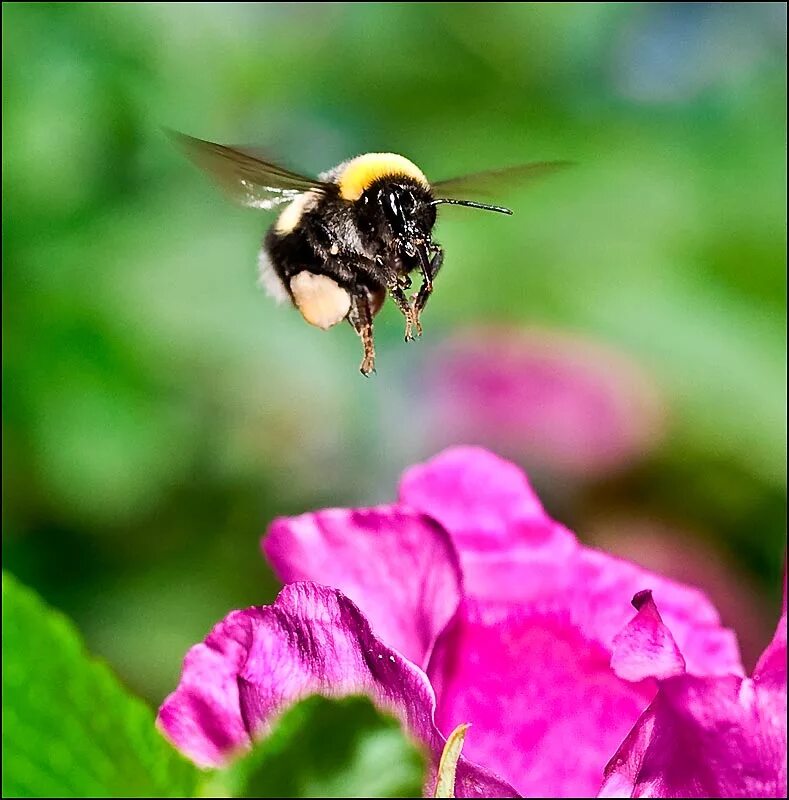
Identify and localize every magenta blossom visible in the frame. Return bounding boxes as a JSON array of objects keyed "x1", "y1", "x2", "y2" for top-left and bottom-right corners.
[
  {"x1": 419, "y1": 328, "x2": 664, "y2": 477},
  {"x1": 158, "y1": 448, "x2": 783, "y2": 797}
]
